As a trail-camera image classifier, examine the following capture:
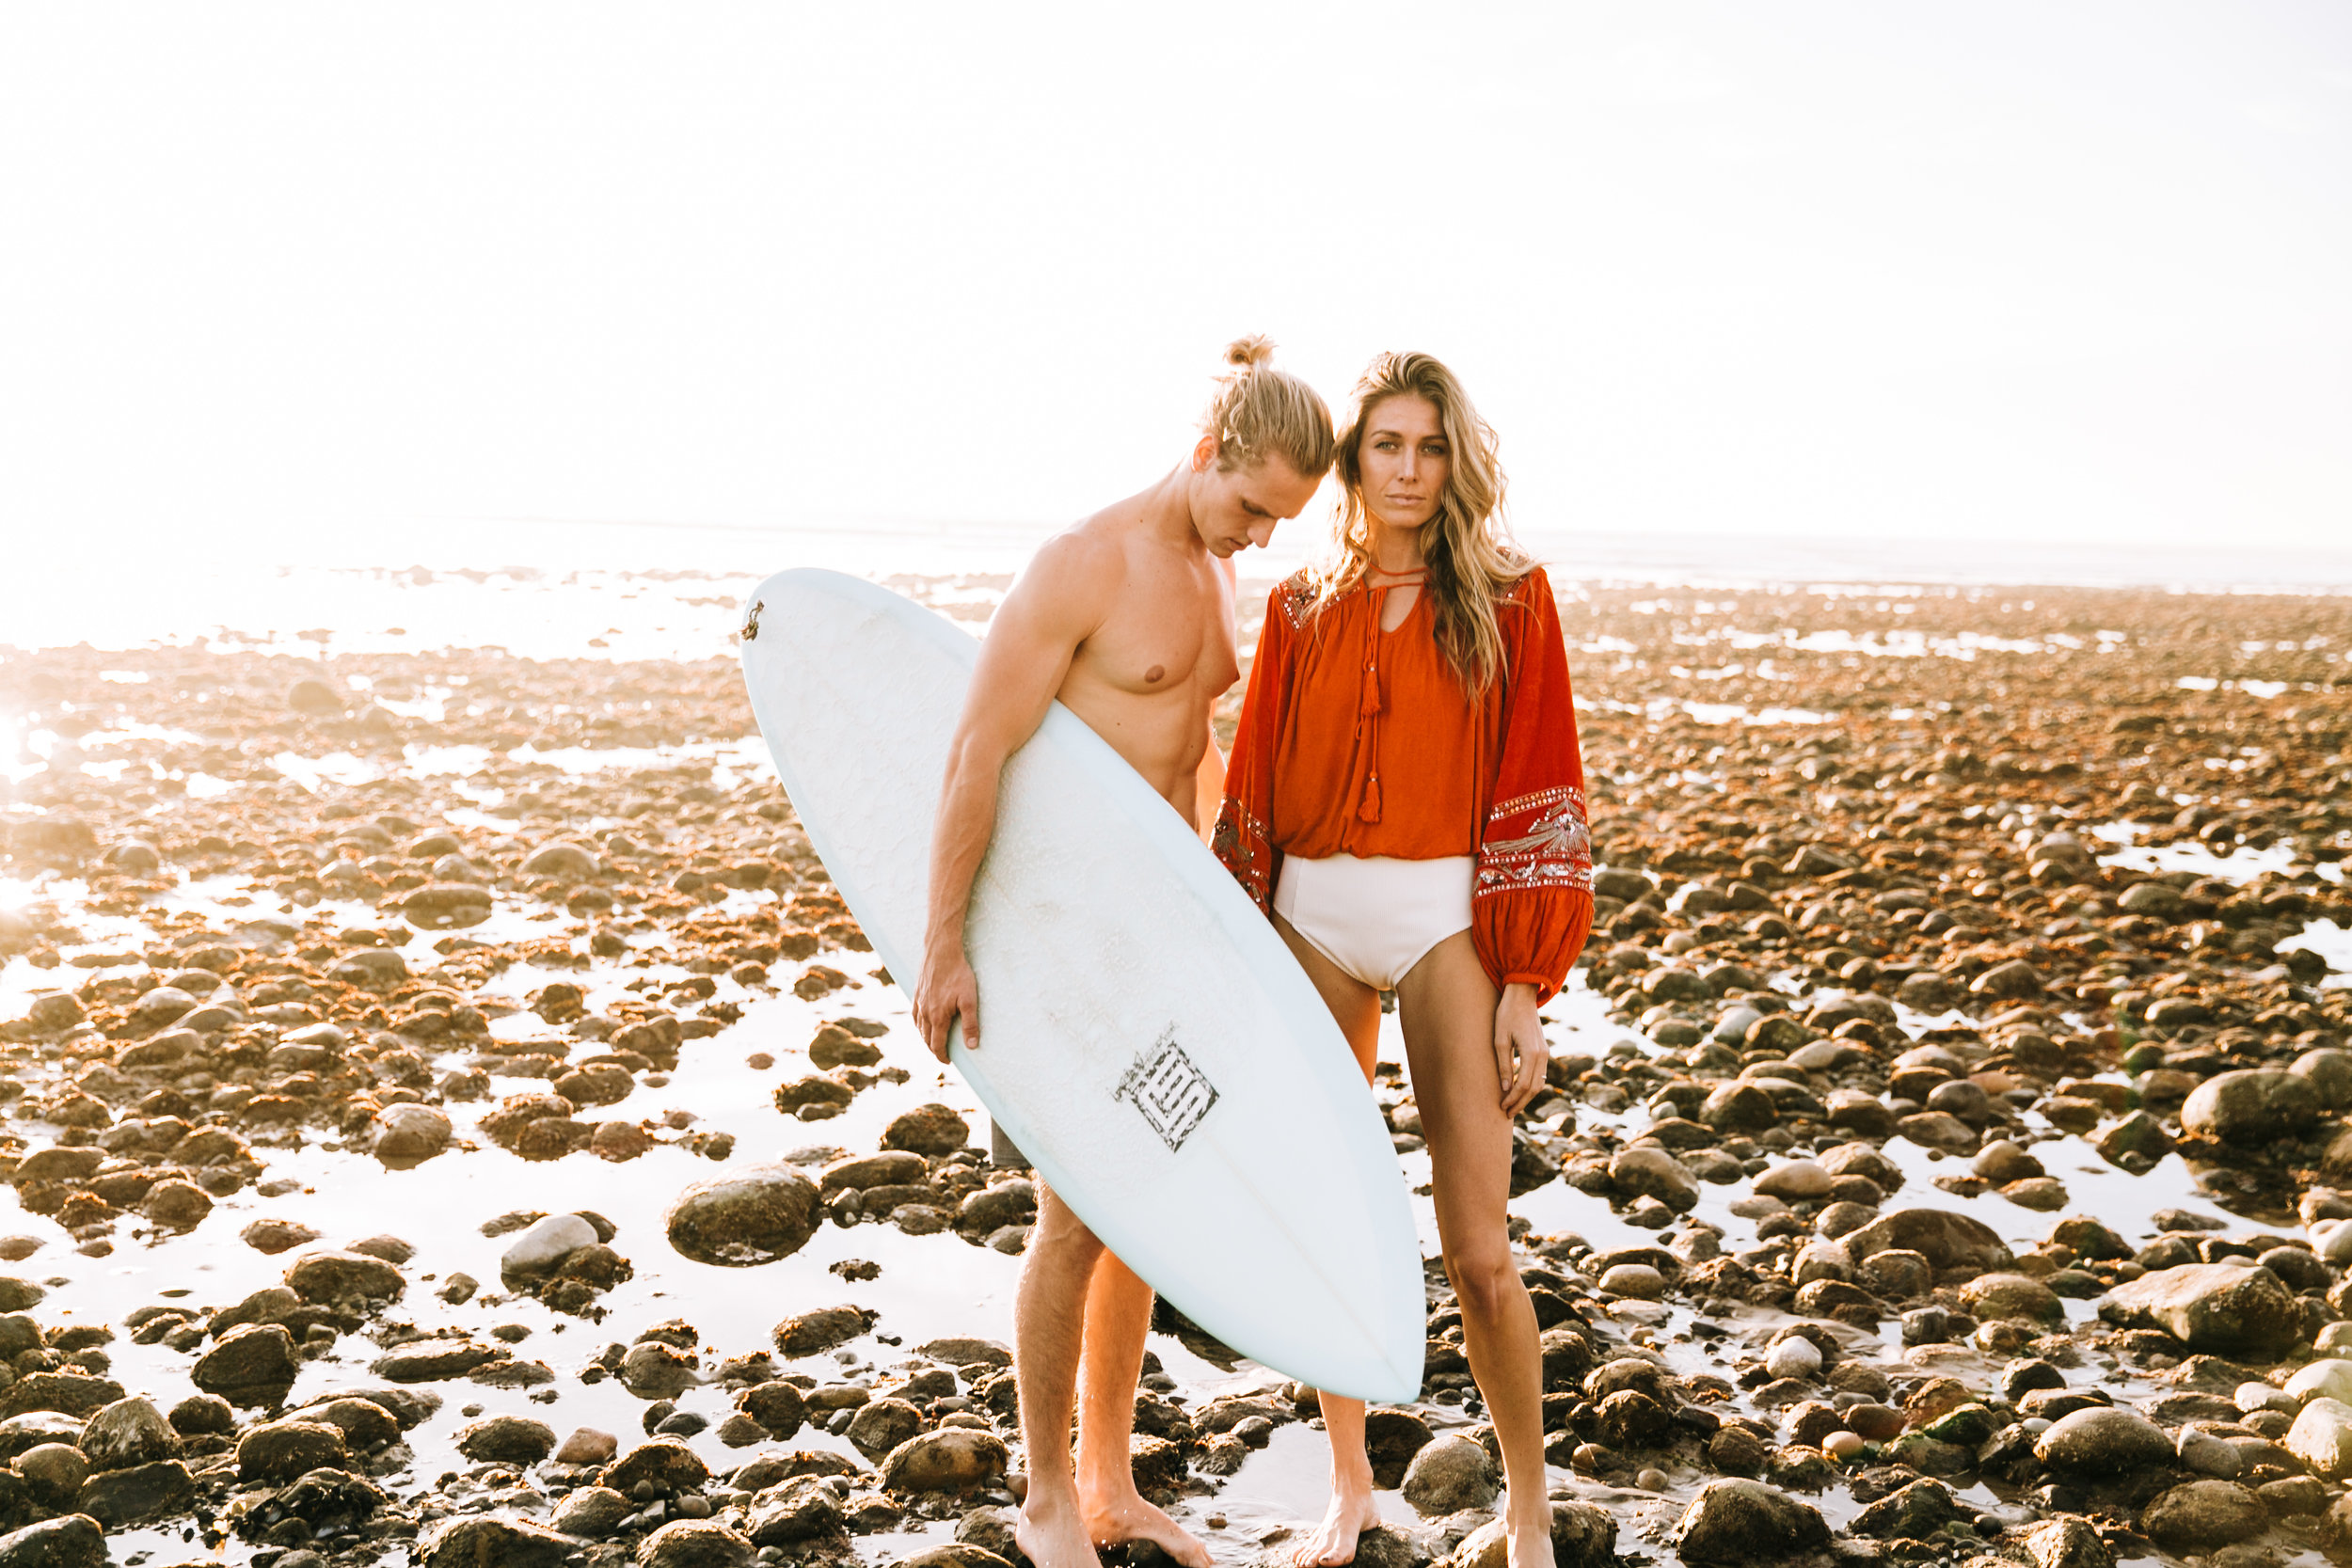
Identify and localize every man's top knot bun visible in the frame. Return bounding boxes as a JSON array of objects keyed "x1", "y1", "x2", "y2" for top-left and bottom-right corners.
[
  {"x1": 1224, "y1": 334, "x2": 1277, "y2": 371},
  {"x1": 1198, "y1": 334, "x2": 1336, "y2": 481}
]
